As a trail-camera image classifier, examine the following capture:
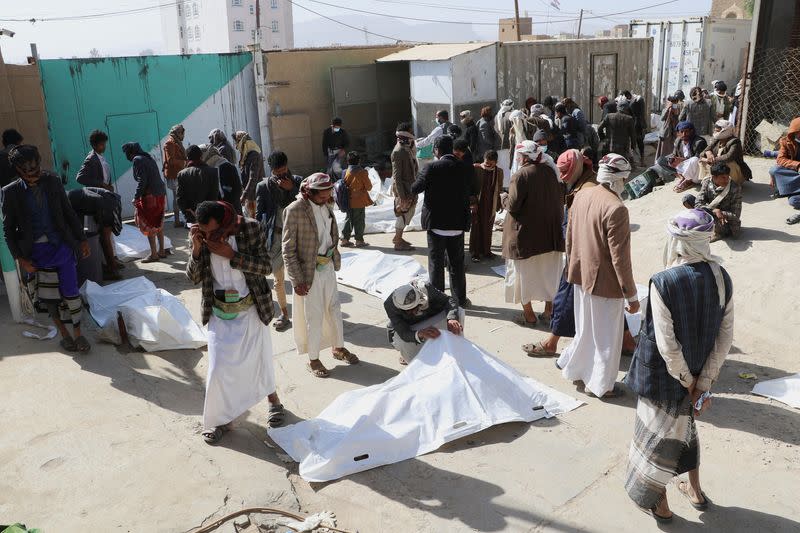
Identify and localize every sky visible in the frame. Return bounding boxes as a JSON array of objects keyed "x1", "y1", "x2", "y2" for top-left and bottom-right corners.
[{"x1": 0, "y1": 0, "x2": 712, "y2": 64}]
